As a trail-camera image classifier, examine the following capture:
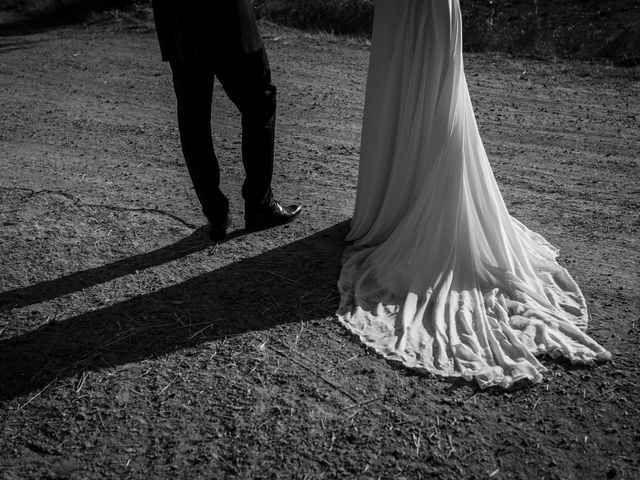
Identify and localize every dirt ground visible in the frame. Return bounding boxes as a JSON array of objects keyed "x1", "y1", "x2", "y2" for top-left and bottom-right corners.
[{"x1": 0, "y1": 17, "x2": 639, "y2": 480}]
